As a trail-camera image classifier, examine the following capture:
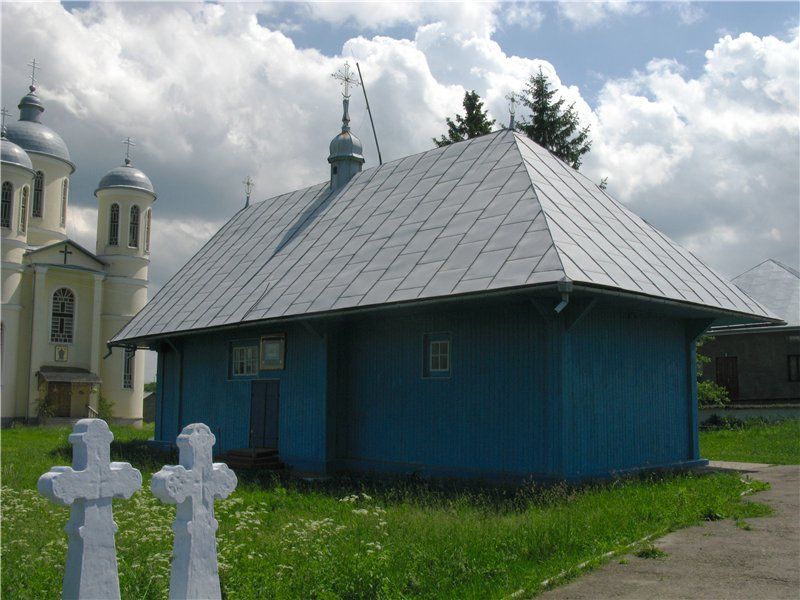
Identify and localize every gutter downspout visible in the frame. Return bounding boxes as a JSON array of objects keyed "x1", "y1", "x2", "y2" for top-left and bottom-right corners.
[{"x1": 554, "y1": 277, "x2": 573, "y2": 314}]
